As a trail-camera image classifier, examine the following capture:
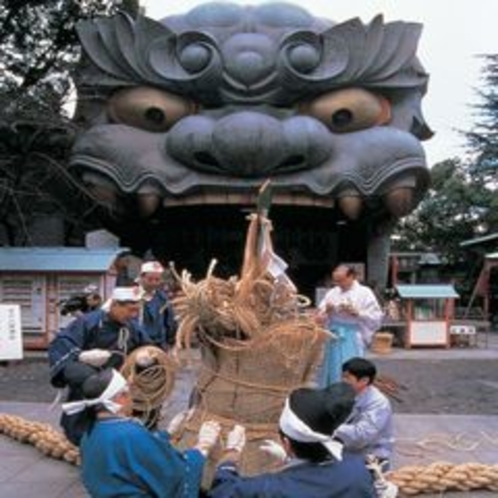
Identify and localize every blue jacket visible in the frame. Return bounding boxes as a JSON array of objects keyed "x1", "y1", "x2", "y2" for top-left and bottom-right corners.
[
  {"x1": 139, "y1": 289, "x2": 177, "y2": 348},
  {"x1": 47, "y1": 310, "x2": 151, "y2": 445},
  {"x1": 81, "y1": 418, "x2": 205, "y2": 498},
  {"x1": 208, "y1": 454, "x2": 375, "y2": 498},
  {"x1": 48, "y1": 309, "x2": 150, "y2": 388}
]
